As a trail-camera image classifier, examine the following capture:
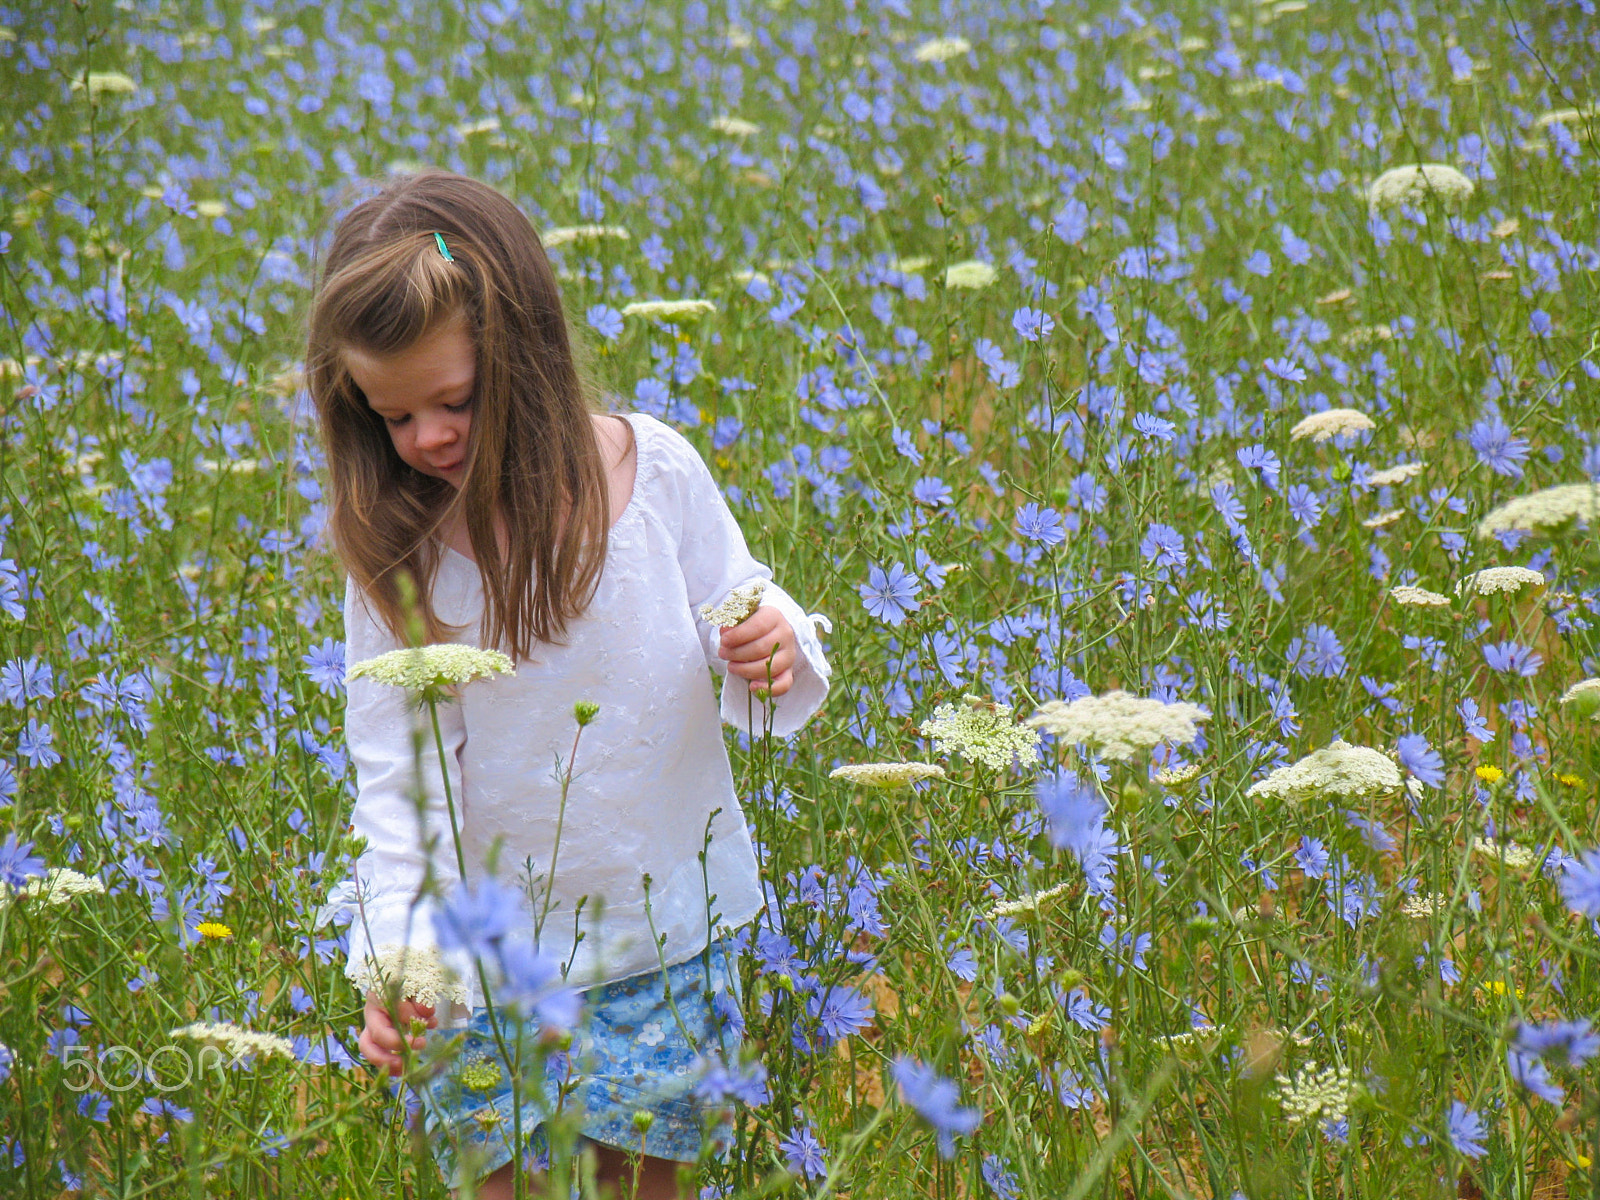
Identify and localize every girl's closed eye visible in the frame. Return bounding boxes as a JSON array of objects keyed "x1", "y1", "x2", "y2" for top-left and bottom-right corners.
[{"x1": 383, "y1": 398, "x2": 472, "y2": 428}]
